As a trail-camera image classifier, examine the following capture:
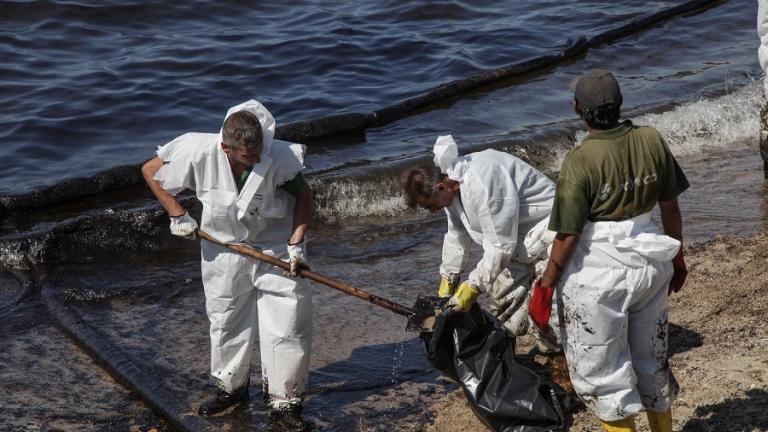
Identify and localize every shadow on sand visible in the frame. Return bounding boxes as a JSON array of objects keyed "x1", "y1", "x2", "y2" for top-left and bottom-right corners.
[
  {"x1": 681, "y1": 388, "x2": 768, "y2": 432},
  {"x1": 669, "y1": 323, "x2": 703, "y2": 356}
]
